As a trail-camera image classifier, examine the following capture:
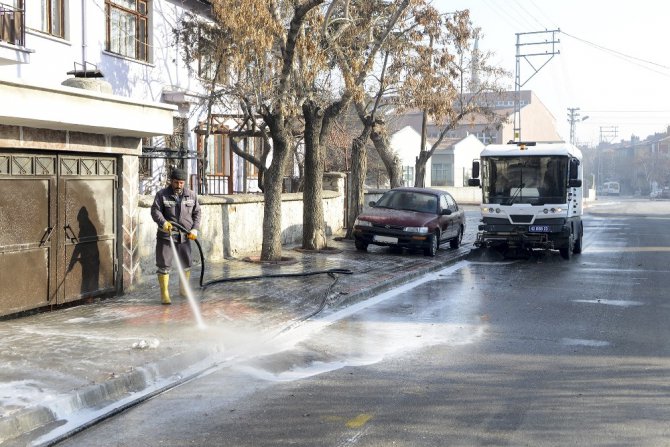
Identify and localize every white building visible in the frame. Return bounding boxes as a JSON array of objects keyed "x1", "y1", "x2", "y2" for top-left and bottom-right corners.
[
  {"x1": 389, "y1": 125, "x2": 430, "y2": 187},
  {"x1": 430, "y1": 134, "x2": 485, "y2": 187},
  {"x1": 388, "y1": 126, "x2": 486, "y2": 189},
  {"x1": 0, "y1": 0, "x2": 238, "y2": 315}
]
